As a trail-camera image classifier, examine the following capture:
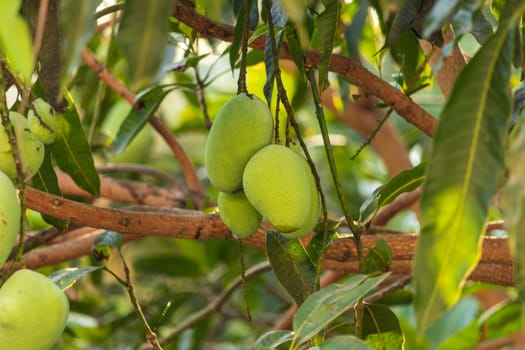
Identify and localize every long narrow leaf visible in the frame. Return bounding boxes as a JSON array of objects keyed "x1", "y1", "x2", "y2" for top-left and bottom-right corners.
[
  {"x1": 413, "y1": 24, "x2": 515, "y2": 331},
  {"x1": 266, "y1": 230, "x2": 317, "y2": 305},
  {"x1": 293, "y1": 273, "x2": 389, "y2": 346},
  {"x1": 317, "y1": 0, "x2": 340, "y2": 91},
  {"x1": 117, "y1": 0, "x2": 176, "y2": 90},
  {"x1": 50, "y1": 95, "x2": 100, "y2": 196}
]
